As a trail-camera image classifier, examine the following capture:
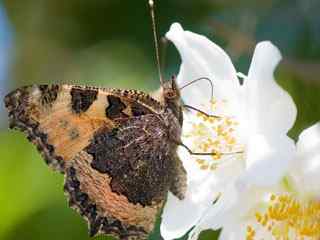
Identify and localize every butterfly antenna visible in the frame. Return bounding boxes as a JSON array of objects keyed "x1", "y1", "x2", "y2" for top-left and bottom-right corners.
[
  {"x1": 149, "y1": 0, "x2": 164, "y2": 85},
  {"x1": 180, "y1": 77, "x2": 214, "y2": 103}
]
